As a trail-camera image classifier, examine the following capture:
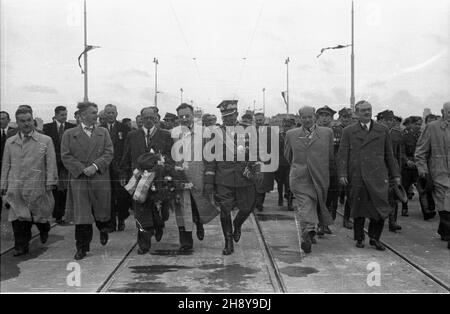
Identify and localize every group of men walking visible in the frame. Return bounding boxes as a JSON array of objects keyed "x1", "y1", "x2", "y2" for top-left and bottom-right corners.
[{"x1": 1, "y1": 99, "x2": 449, "y2": 261}]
